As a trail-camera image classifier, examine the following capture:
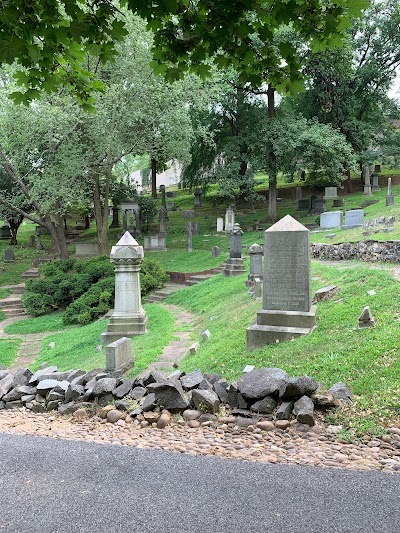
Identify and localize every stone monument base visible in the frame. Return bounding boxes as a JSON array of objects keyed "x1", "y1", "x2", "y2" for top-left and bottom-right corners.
[
  {"x1": 101, "y1": 310, "x2": 148, "y2": 345},
  {"x1": 246, "y1": 306, "x2": 316, "y2": 351},
  {"x1": 363, "y1": 185, "x2": 372, "y2": 195},
  {"x1": 386, "y1": 195, "x2": 394, "y2": 206},
  {"x1": 246, "y1": 273, "x2": 263, "y2": 287},
  {"x1": 223, "y1": 258, "x2": 246, "y2": 277}
]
